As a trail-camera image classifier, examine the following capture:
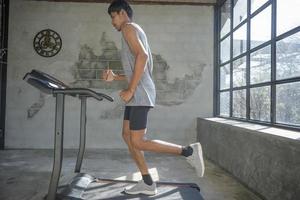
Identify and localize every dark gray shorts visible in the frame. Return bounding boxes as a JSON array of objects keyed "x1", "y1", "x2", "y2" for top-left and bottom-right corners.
[{"x1": 123, "y1": 106, "x2": 151, "y2": 130}]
